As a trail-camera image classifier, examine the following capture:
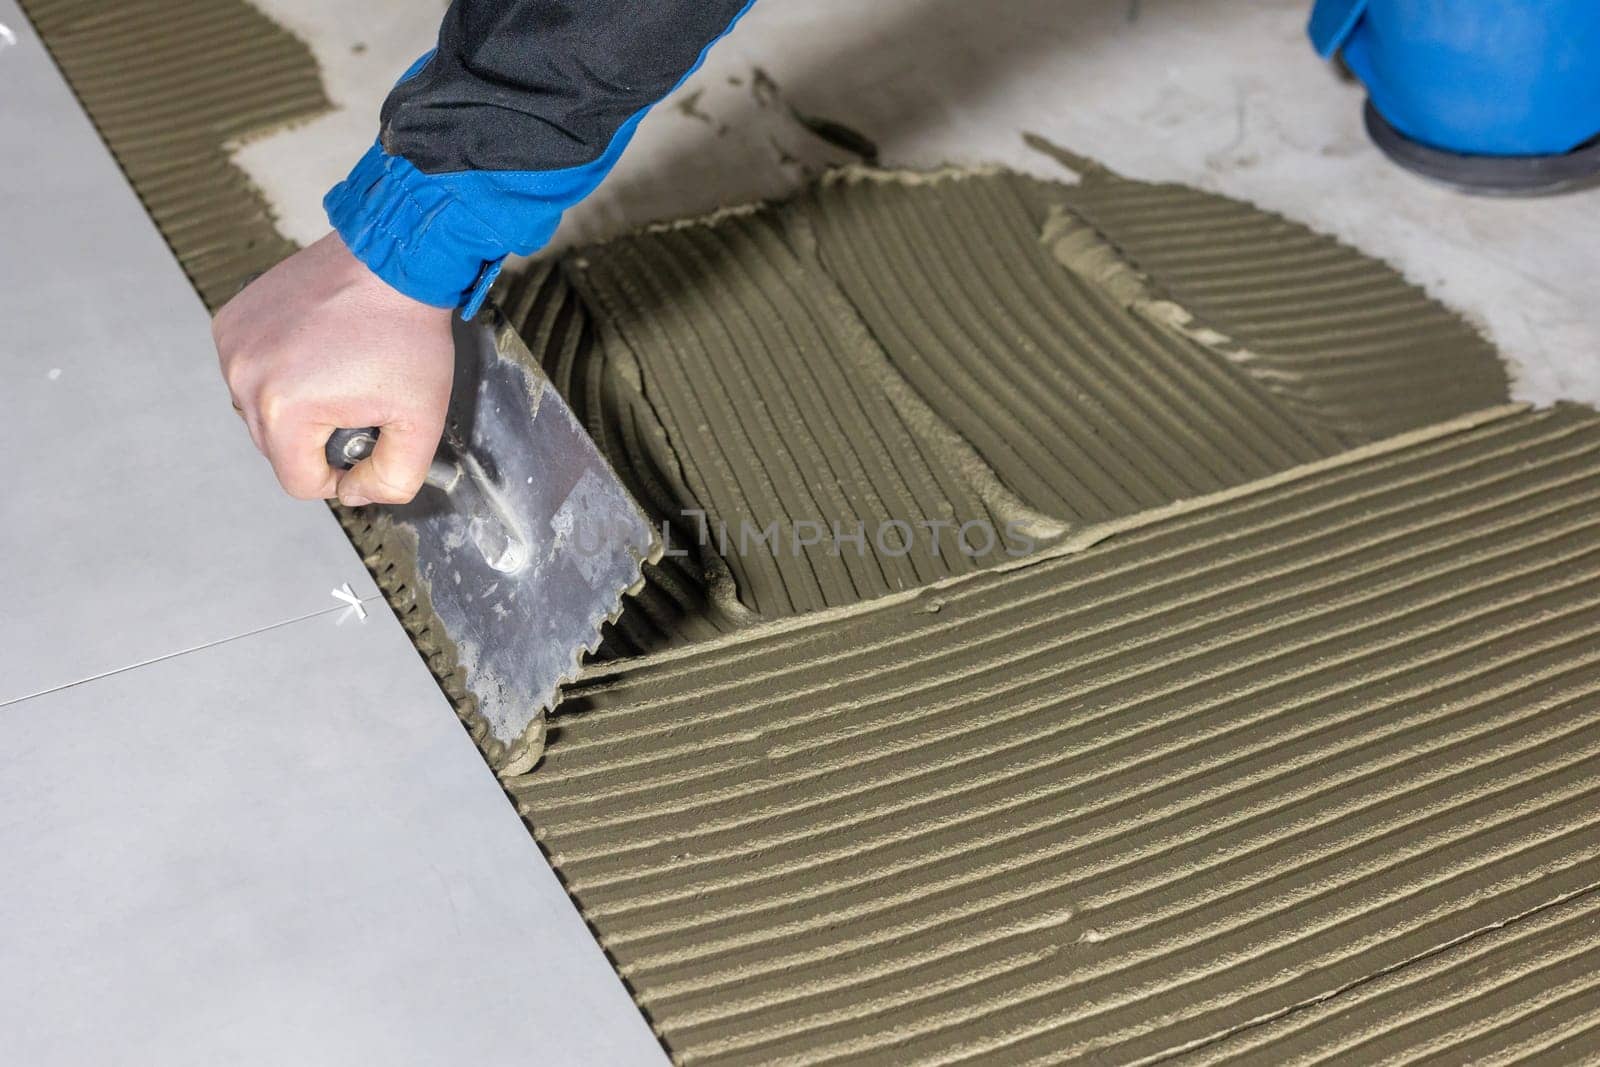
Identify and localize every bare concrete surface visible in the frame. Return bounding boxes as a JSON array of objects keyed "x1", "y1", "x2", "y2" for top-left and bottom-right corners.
[{"x1": 239, "y1": 0, "x2": 1600, "y2": 409}]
